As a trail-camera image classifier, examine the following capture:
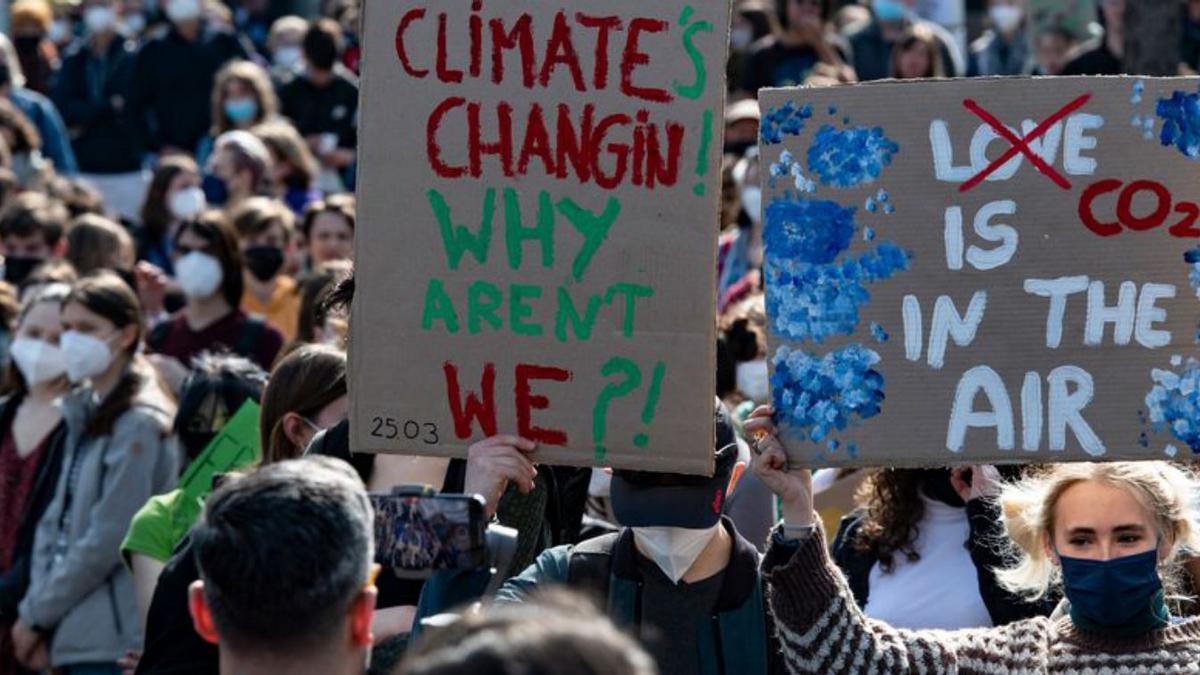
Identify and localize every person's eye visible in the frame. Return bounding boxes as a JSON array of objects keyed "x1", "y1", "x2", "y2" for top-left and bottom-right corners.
[
  {"x1": 1118, "y1": 534, "x2": 1143, "y2": 544},
  {"x1": 1068, "y1": 537, "x2": 1090, "y2": 547}
]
